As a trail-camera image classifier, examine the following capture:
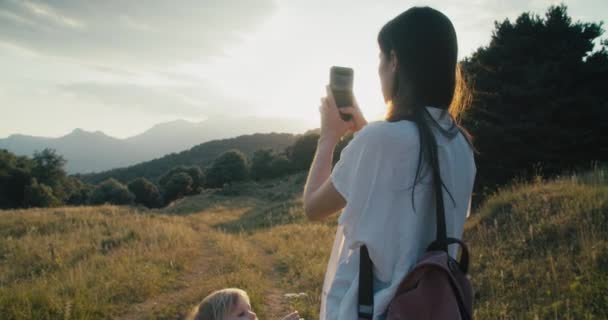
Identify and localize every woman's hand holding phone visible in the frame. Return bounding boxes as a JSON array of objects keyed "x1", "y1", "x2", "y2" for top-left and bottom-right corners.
[
  {"x1": 338, "y1": 97, "x2": 367, "y2": 133},
  {"x1": 319, "y1": 85, "x2": 367, "y2": 145}
]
